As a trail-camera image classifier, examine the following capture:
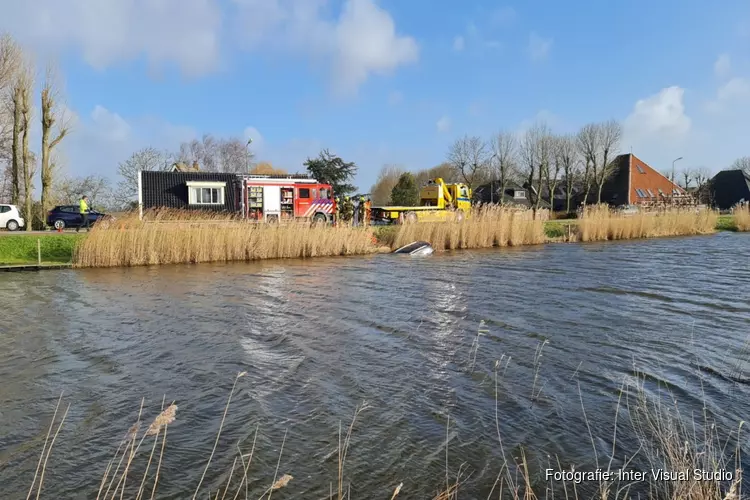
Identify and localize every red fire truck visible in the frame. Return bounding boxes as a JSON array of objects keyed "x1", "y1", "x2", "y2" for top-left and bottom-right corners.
[{"x1": 239, "y1": 175, "x2": 336, "y2": 223}]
